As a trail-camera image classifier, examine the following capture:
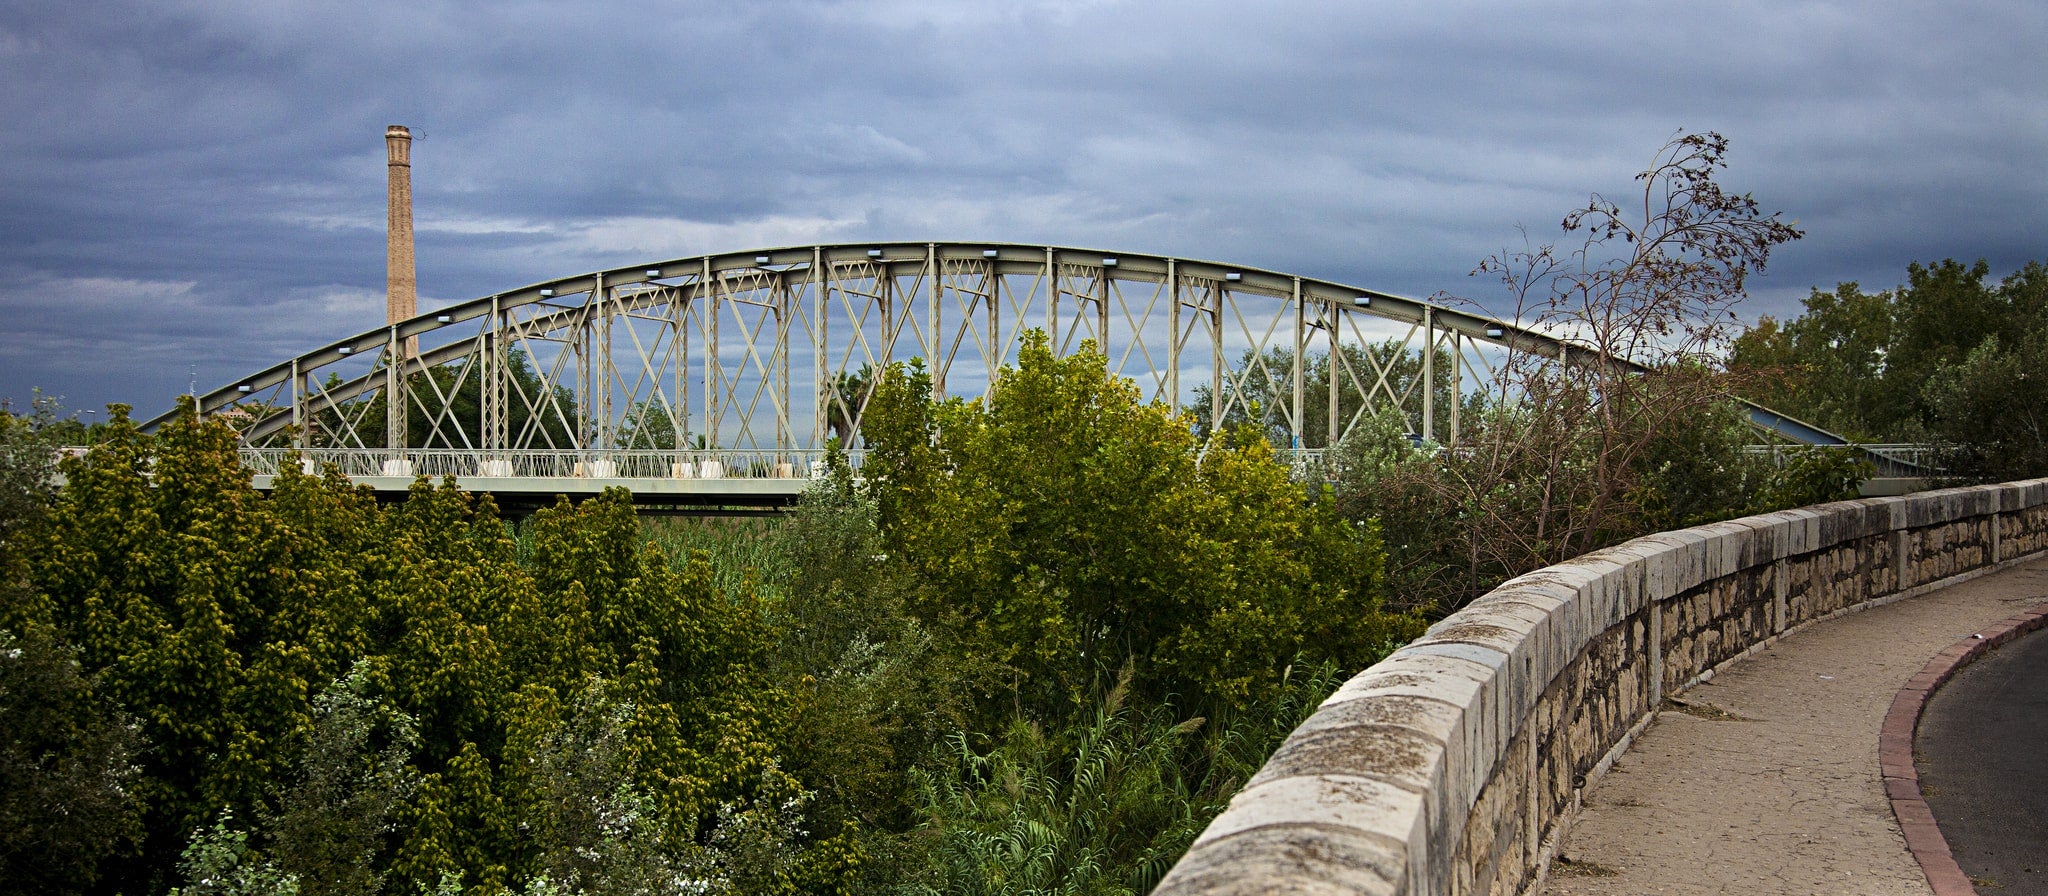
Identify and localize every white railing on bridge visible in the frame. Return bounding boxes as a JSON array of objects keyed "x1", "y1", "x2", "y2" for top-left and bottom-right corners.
[
  {"x1": 1742, "y1": 442, "x2": 1947, "y2": 474},
  {"x1": 241, "y1": 448, "x2": 868, "y2": 481},
  {"x1": 236, "y1": 444, "x2": 1940, "y2": 490}
]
